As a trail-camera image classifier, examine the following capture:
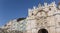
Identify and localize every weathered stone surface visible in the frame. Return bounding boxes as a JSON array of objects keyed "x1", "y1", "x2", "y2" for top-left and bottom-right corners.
[
  {"x1": 26, "y1": 1, "x2": 60, "y2": 33},
  {"x1": 1, "y1": 1, "x2": 60, "y2": 33},
  {"x1": 0, "y1": 28, "x2": 23, "y2": 33}
]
